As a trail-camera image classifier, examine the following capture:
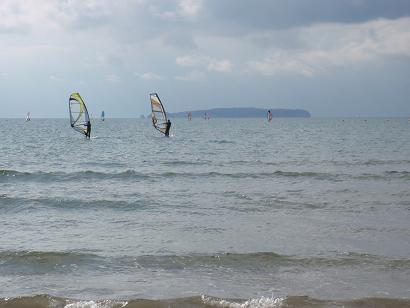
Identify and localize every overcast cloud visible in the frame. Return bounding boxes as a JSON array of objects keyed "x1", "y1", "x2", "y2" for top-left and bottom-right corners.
[{"x1": 1, "y1": 0, "x2": 409, "y2": 117}]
